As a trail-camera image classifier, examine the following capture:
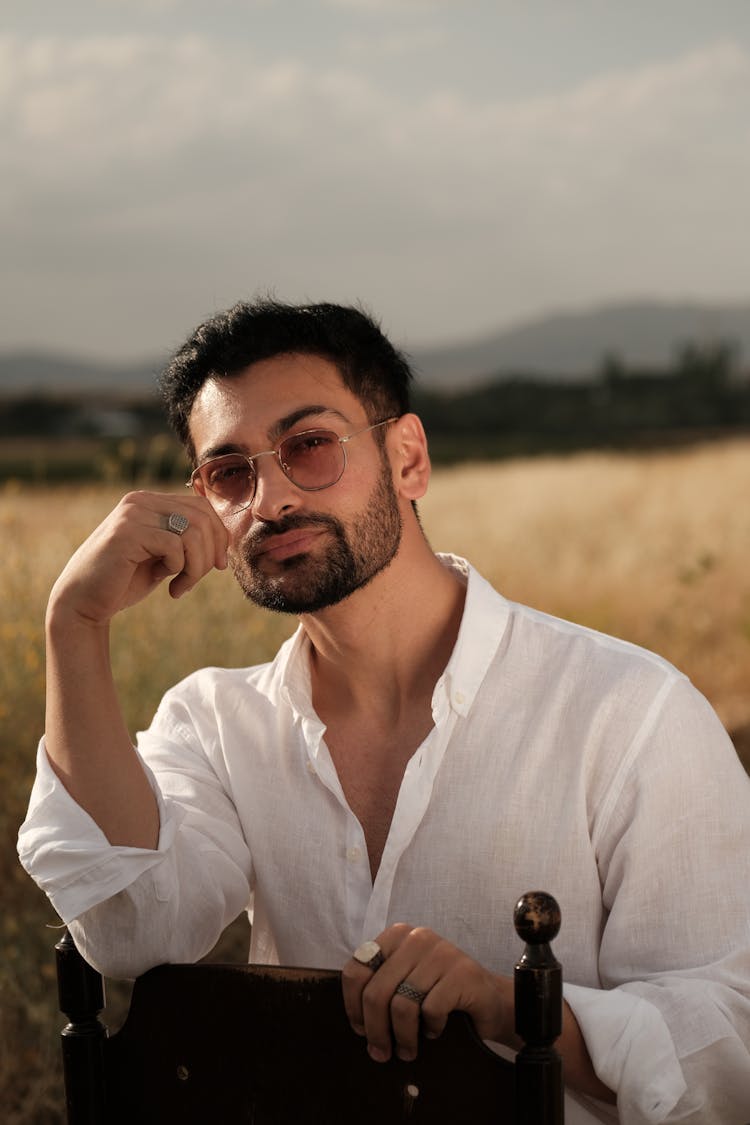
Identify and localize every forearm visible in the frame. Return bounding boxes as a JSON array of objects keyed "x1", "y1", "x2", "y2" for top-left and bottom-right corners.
[
  {"x1": 45, "y1": 606, "x2": 159, "y2": 849},
  {"x1": 558, "y1": 998, "x2": 615, "y2": 1104},
  {"x1": 494, "y1": 976, "x2": 614, "y2": 1104}
]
